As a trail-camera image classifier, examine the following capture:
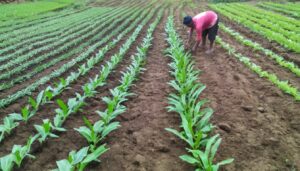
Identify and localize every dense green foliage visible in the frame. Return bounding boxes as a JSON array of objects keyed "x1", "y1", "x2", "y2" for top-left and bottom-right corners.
[
  {"x1": 210, "y1": 3, "x2": 300, "y2": 53},
  {"x1": 0, "y1": 0, "x2": 75, "y2": 21}
]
